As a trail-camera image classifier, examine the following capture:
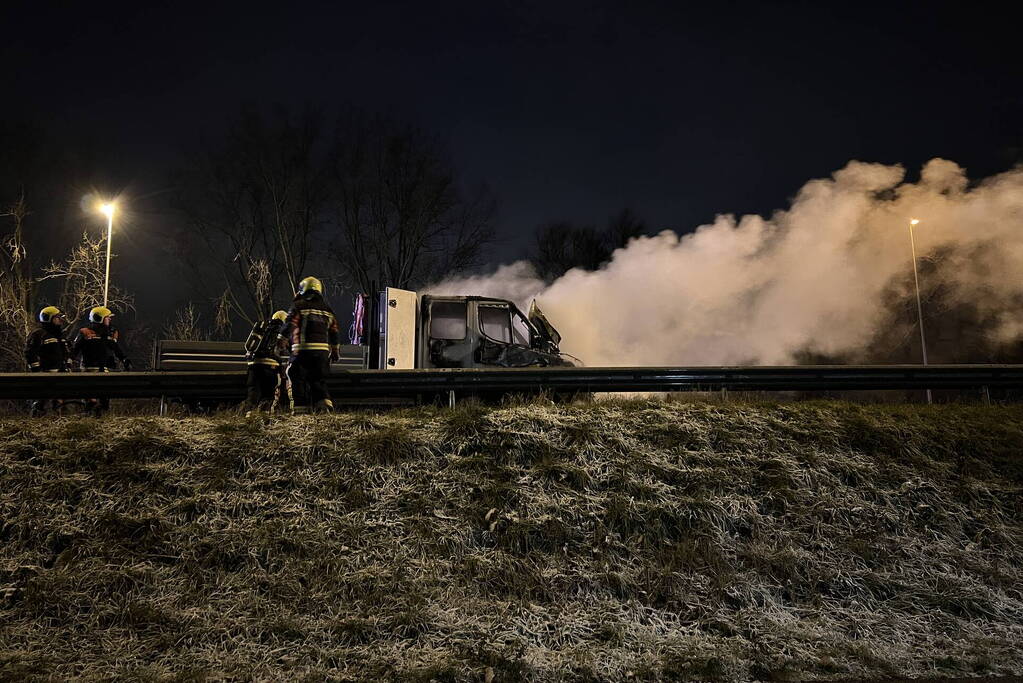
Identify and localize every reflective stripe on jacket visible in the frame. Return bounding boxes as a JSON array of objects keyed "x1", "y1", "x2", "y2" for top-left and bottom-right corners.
[
  {"x1": 25, "y1": 324, "x2": 69, "y2": 370},
  {"x1": 281, "y1": 295, "x2": 340, "y2": 357},
  {"x1": 72, "y1": 323, "x2": 126, "y2": 369}
]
